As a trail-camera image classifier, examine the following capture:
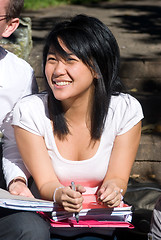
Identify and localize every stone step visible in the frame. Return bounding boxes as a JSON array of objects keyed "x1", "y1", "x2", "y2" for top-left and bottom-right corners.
[
  {"x1": 120, "y1": 59, "x2": 161, "y2": 91},
  {"x1": 132, "y1": 133, "x2": 161, "y2": 183}
]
